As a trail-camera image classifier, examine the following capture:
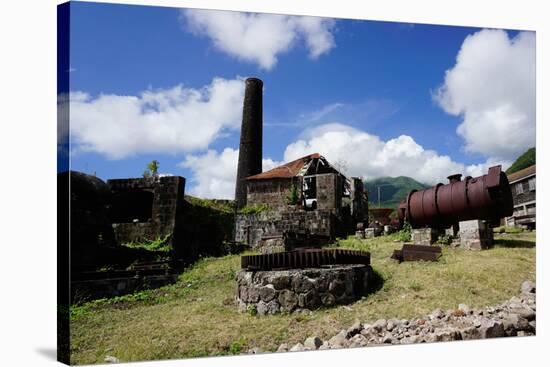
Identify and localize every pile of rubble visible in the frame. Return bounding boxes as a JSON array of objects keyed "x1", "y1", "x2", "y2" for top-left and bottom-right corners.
[{"x1": 269, "y1": 280, "x2": 535, "y2": 354}]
